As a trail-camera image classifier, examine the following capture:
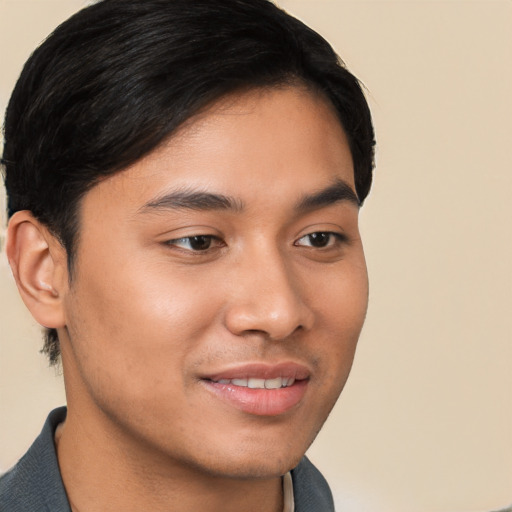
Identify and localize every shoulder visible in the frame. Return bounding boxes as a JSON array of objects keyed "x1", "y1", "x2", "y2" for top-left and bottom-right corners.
[
  {"x1": 0, "y1": 407, "x2": 70, "y2": 512},
  {"x1": 291, "y1": 456, "x2": 335, "y2": 512}
]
